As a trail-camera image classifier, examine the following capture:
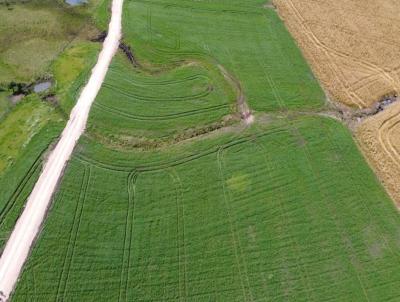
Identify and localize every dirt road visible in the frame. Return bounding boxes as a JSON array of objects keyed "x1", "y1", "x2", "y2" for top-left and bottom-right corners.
[{"x1": 0, "y1": 0, "x2": 123, "y2": 300}]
